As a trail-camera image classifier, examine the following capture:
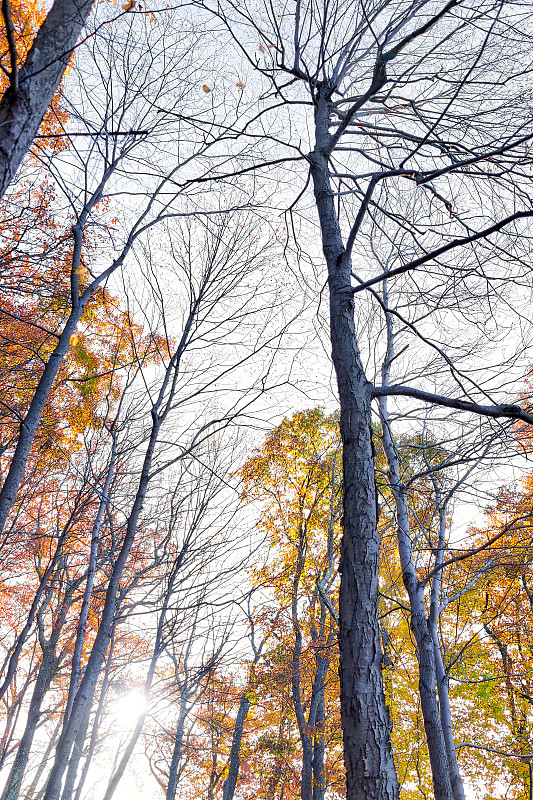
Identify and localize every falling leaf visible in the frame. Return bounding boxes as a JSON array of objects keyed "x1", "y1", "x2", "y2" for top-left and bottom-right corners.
[
  {"x1": 122, "y1": 0, "x2": 136, "y2": 10},
  {"x1": 69, "y1": 334, "x2": 79, "y2": 346},
  {"x1": 236, "y1": 81, "x2": 245, "y2": 88},
  {"x1": 258, "y1": 45, "x2": 265, "y2": 53},
  {"x1": 202, "y1": 85, "x2": 211, "y2": 93}
]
